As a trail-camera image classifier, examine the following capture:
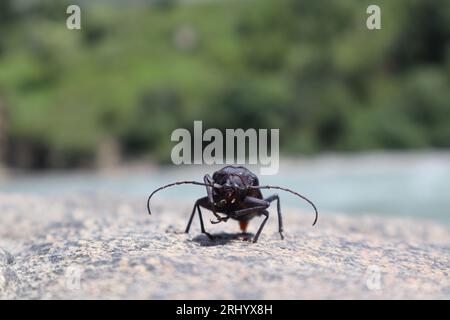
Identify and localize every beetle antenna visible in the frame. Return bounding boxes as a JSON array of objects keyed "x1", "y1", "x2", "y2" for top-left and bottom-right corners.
[
  {"x1": 250, "y1": 185, "x2": 319, "y2": 226},
  {"x1": 147, "y1": 181, "x2": 215, "y2": 215}
]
